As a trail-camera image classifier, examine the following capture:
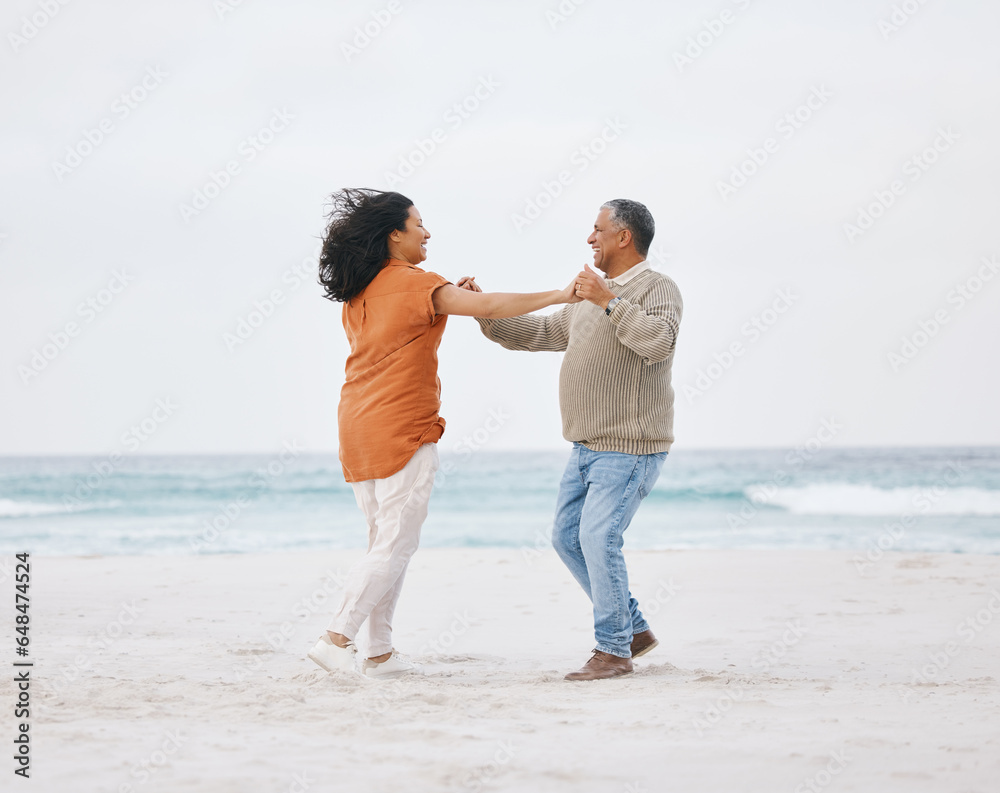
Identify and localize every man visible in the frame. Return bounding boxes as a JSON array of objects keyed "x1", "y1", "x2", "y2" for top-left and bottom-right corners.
[{"x1": 465, "y1": 199, "x2": 682, "y2": 680}]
